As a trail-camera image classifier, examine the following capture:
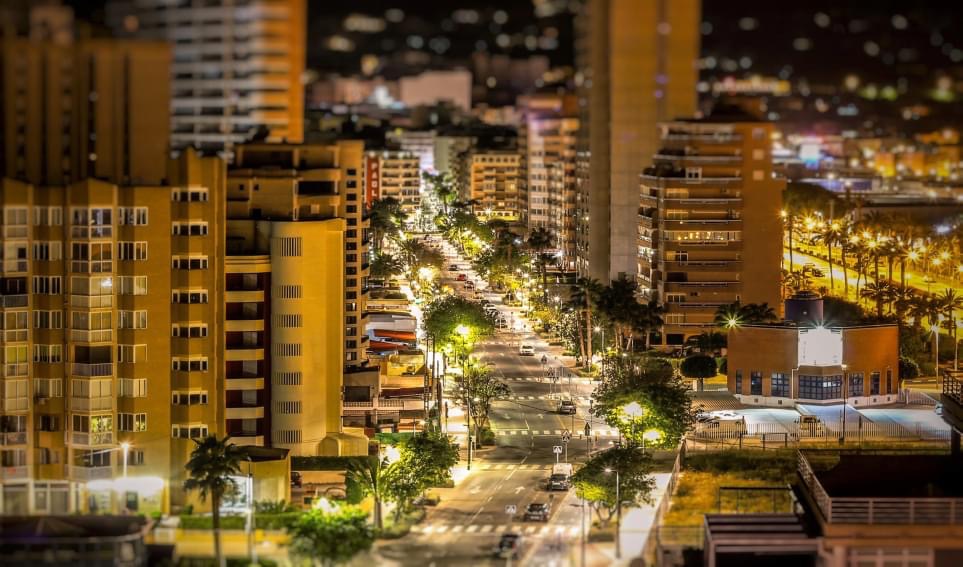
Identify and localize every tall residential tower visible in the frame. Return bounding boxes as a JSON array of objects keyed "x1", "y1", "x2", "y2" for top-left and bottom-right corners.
[{"x1": 574, "y1": 0, "x2": 700, "y2": 282}]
